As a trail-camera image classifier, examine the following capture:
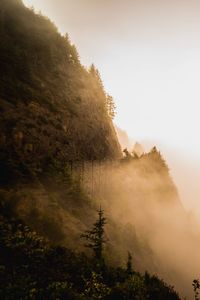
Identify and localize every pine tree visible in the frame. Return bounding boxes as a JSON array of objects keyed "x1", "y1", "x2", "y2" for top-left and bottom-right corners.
[
  {"x1": 123, "y1": 148, "x2": 132, "y2": 159},
  {"x1": 126, "y1": 252, "x2": 133, "y2": 275},
  {"x1": 106, "y1": 94, "x2": 116, "y2": 119},
  {"x1": 81, "y1": 207, "x2": 107, "y2": 260},
  {"x1": 89, "y1": 64, "x2": 104, "y2": 89}
]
